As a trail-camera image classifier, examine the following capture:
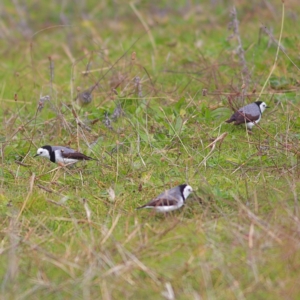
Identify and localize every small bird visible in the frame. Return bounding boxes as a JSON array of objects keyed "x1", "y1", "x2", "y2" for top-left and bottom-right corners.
[
  {"x1": 34, "y1": 145, "x2": 96, "y2": 165},
  {"x1": 75, "y1": 83, "x2": 98, "y2": 105},
  {"x1": 76, "y1": 89, "x2": 93, "y2": 105},
  {"x1": 226, "y1": 101, "x2": 269, "y2": 130},
  {"x1": 136, "y1": 184, "x2": 193, "y2": 213}
]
